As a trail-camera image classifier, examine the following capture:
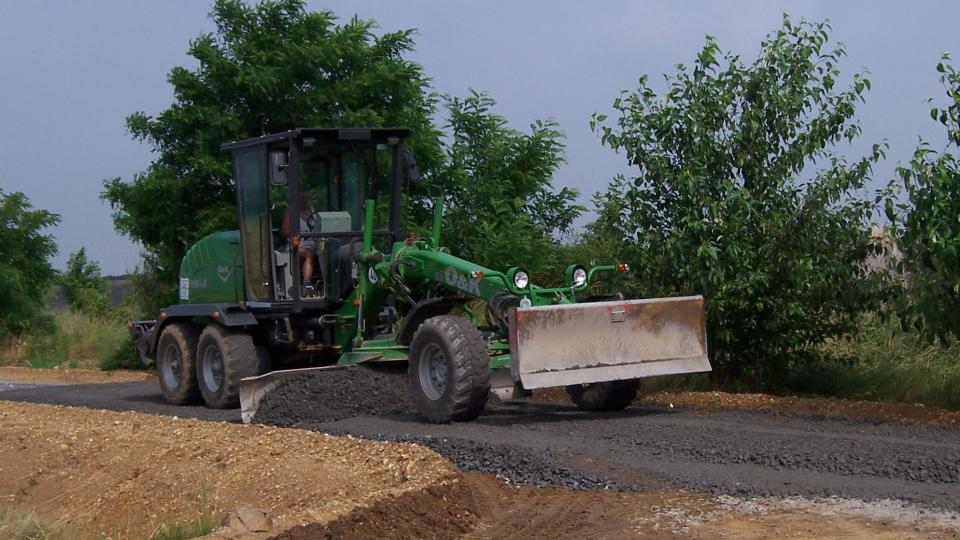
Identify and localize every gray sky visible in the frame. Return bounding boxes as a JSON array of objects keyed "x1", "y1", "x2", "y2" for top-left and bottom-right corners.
[{"x1": 1, "y1": 1, "x2": 956, "y2": 274}]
